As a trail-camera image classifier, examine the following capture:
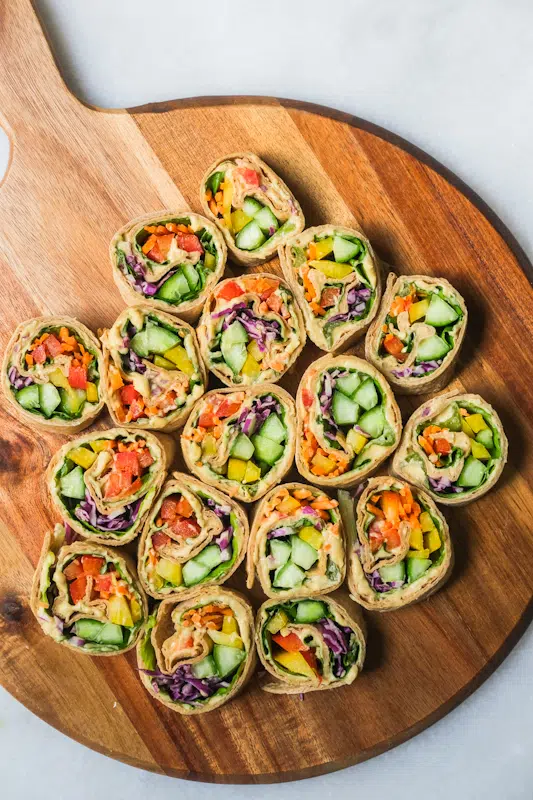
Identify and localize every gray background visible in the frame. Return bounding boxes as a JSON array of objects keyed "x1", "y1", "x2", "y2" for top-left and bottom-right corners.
[{"x1": 1, "y1": 1, "x2": 532, "y2": 798}]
